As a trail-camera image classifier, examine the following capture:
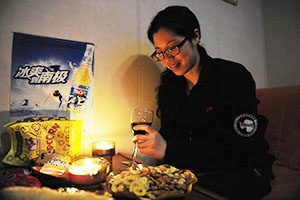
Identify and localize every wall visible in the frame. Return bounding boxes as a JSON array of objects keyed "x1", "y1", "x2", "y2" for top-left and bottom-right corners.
[
  {"x1": 0, "y1": 0, "x2": 267, "y2": 164},
  {"x1": 262, "y1": 0, "x2": 300, "y2": 87}
]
